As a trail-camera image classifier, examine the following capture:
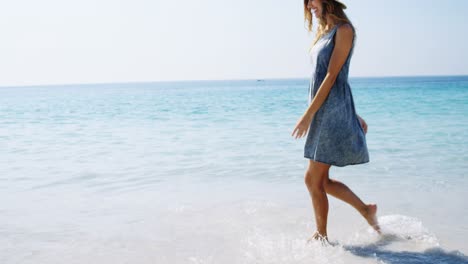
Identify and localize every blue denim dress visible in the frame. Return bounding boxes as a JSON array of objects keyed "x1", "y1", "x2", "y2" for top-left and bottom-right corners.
[{"x1": 304, "y1": 24, "x2": 369, "y2": 167}]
